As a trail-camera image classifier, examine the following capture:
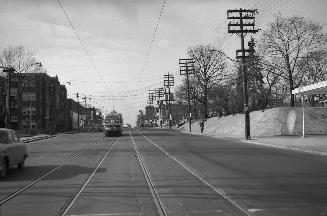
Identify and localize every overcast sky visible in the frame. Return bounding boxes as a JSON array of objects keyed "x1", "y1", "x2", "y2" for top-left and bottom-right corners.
[{"x1": 1, "y1": 0, "x2": 327, "y2": 124}]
